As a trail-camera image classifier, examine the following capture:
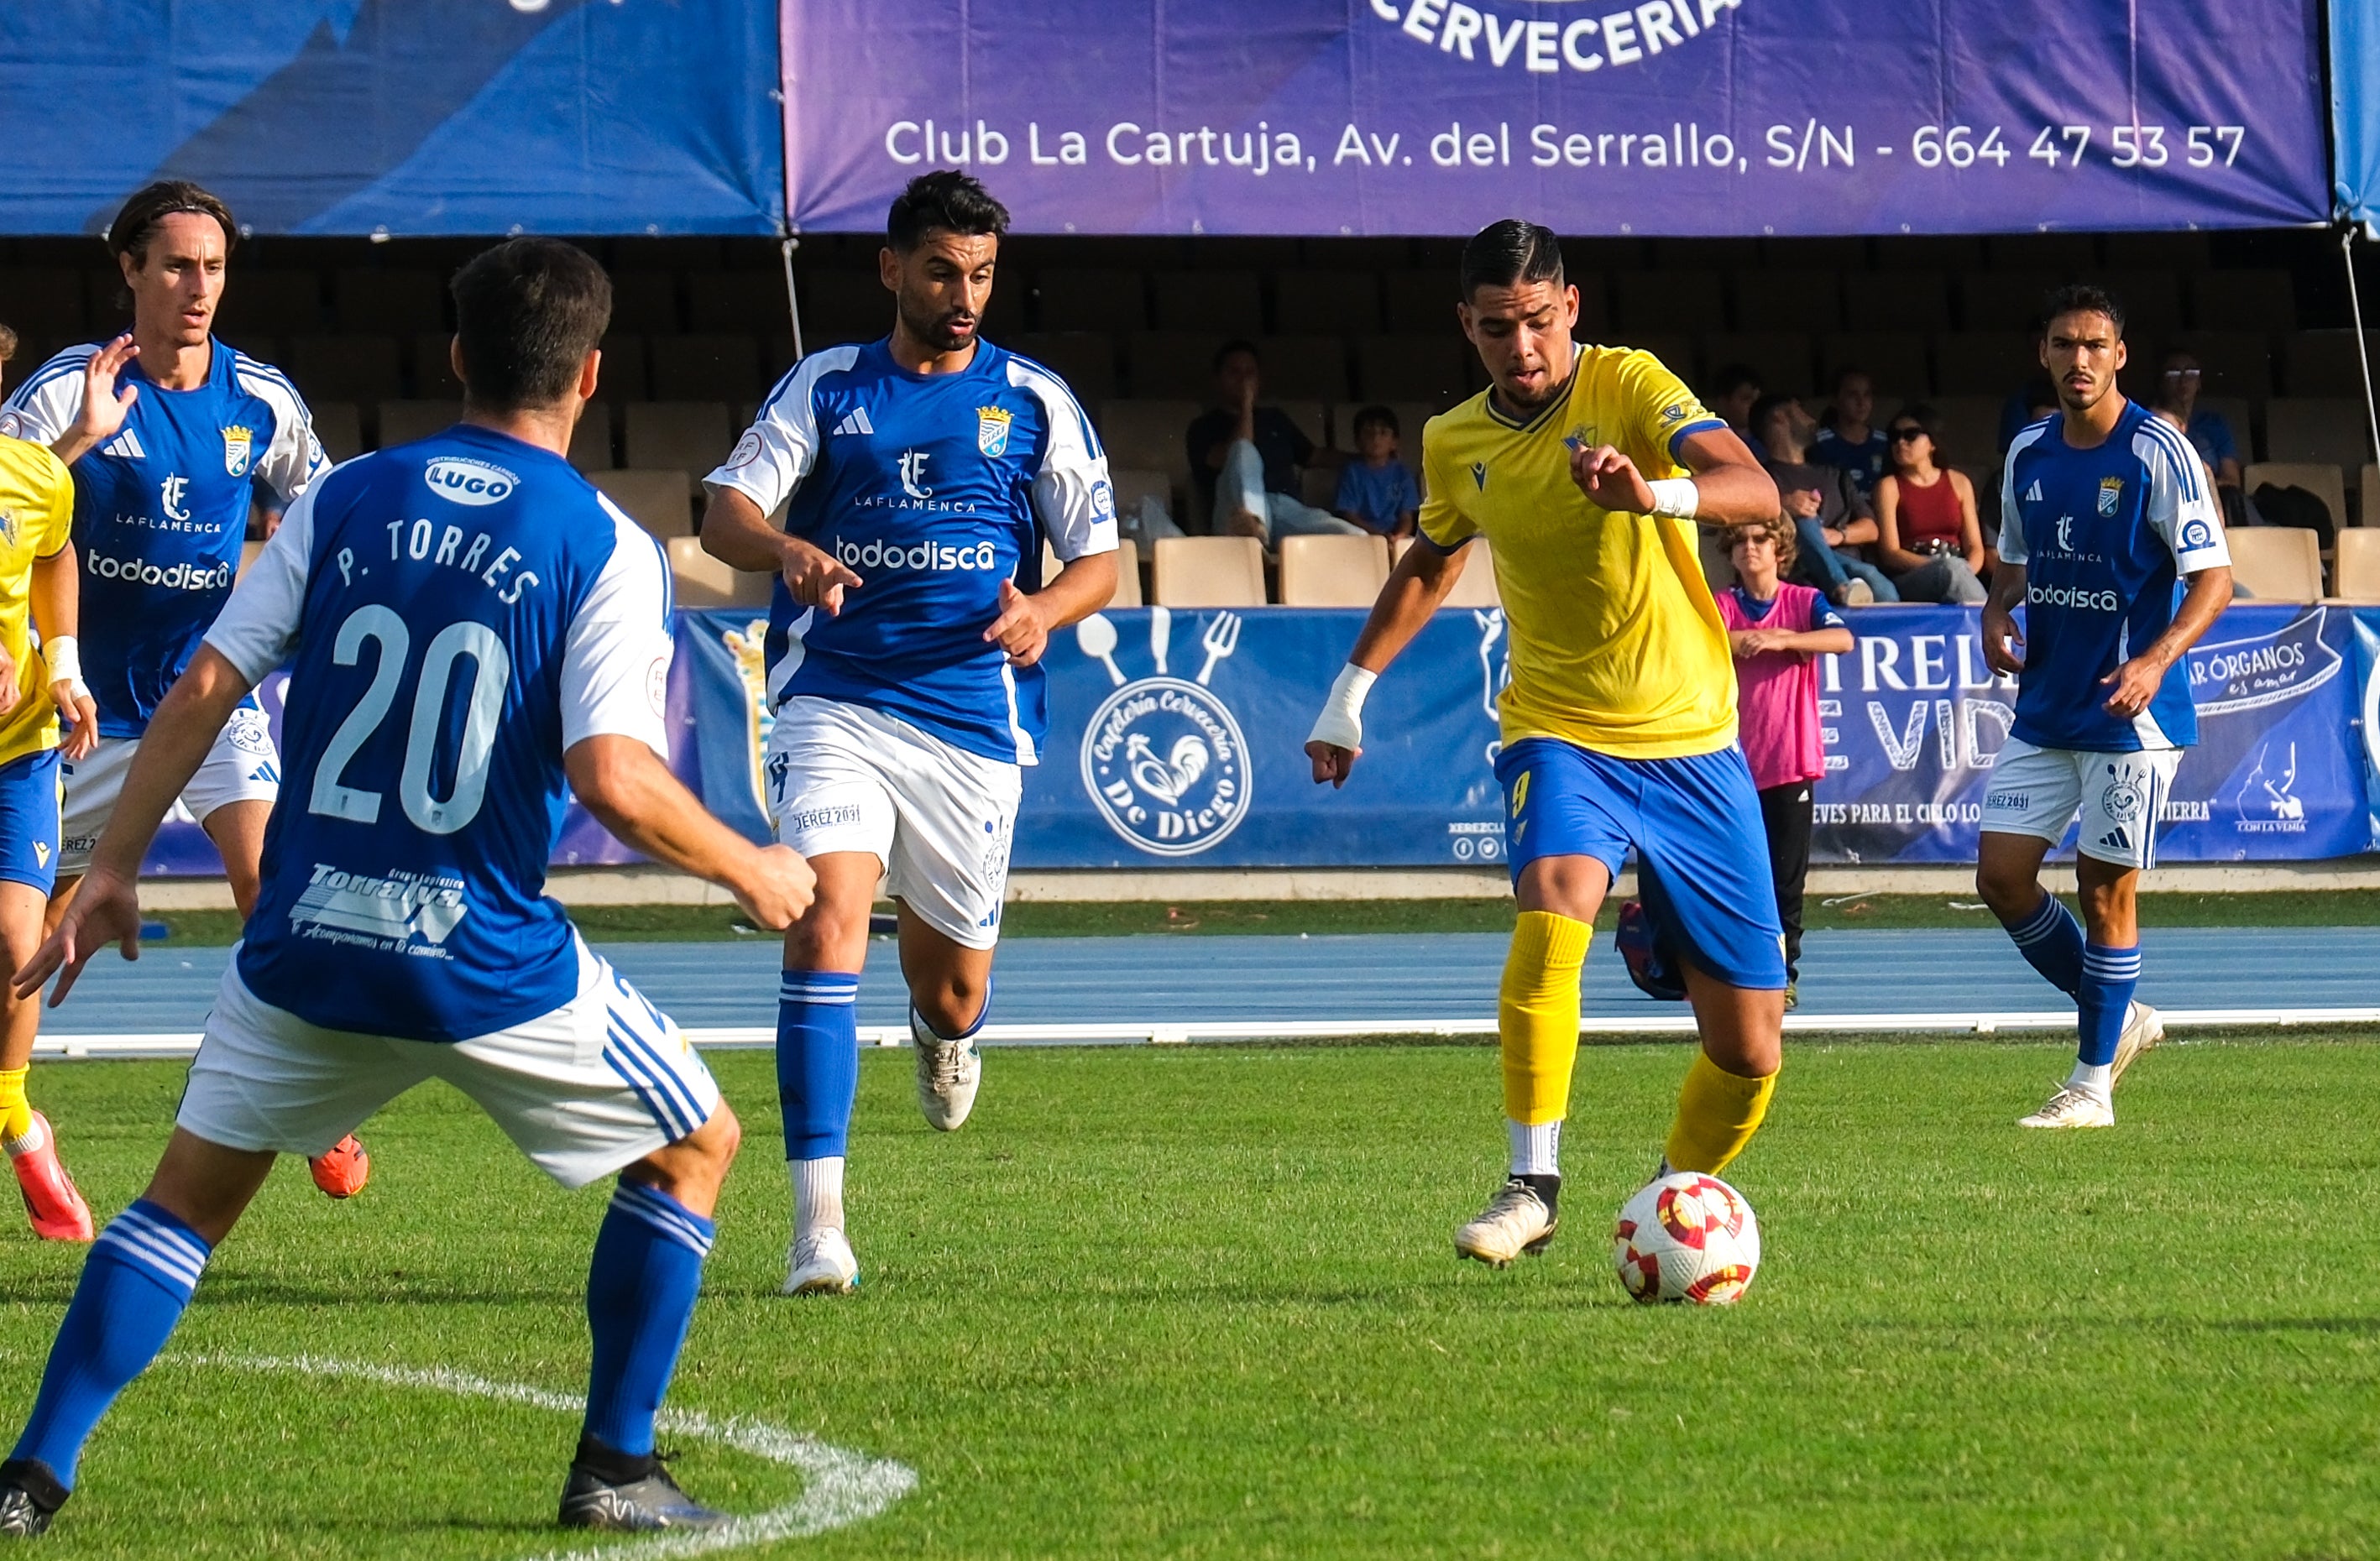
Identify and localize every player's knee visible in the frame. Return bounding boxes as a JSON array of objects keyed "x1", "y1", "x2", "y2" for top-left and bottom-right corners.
[
  {"x1": 914, "y1": 975, "x2": 986, "y2": 1037},
  {"x1": 1973, "y1": 859, "x2": 2034, "y2": 915}
]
